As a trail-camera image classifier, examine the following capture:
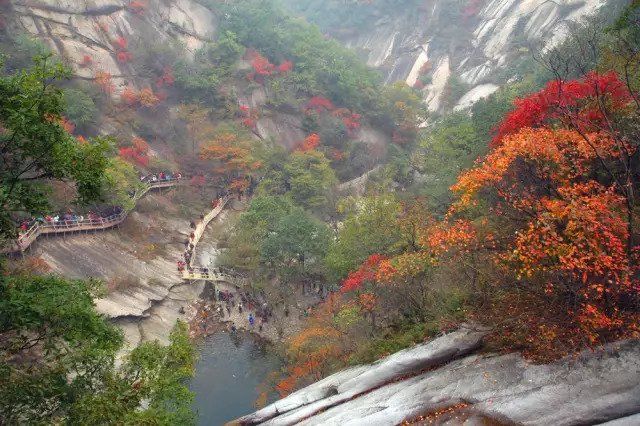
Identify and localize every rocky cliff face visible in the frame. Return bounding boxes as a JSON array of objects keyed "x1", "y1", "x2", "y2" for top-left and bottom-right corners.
[
  {"x1": 10, "y1": 0, "x2": 216, "y2": 92},
  {"x1": 9, "y1": 0, "x2": 618, "y2": 111},
  {"x1": 331, "y1": 0, "x2": 614, "y2": 111},
  {"x1": 235, "y1": 327, "x2": 640, "y2": 425},
  {"x1": 22, "y1": 191, "x2": 236, "y2": 349}
]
